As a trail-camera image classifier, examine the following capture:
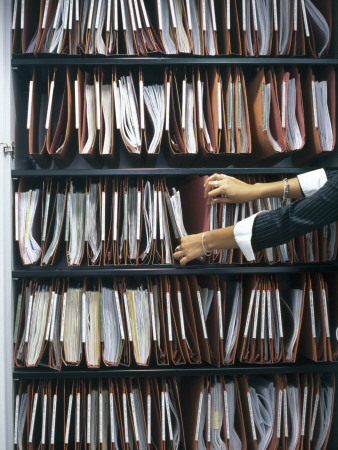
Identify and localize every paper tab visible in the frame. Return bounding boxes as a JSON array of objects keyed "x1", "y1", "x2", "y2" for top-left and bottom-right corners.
[
  {"x1": 49, "y1": 292, "x2": 58, "y2": 341},
  {"x1": 130, "y1": 393, "x2": 140, "y2": 441},
  {"x1": 123, "y1": 293, "x2": 133, "y2": 341},
  {"x1": 312, "y1": 81, "x2": 318, "y2": 128},
  {"x1": 82, "y1": 293, "x2": 87, "y2": 343},
  {"x1": 46, "y1": 291, "x2": 54, "y2": 340},
  {"x1": 169, "y1": 0, "x2": 177, "y2": 28},
  {"x1": 27, "y1": 80, "x2": 33, "y2": 129},
  {"x1": 252, "y1": 290, "x2": 261, "y2": 340},
  {"x1": 87, "y1": 393, "x2": 91, "y2": 443},
  {"x1": 14, "y1": 396, "x2": 20, "y2": 444},
  {"x1": 75, "y1": 0, "x2": 79, "y2": 21},
  {"x1": 210, "y1": 0, "x2": 216, "y2": 31},
  {"x1": 195, "y1": 392, "x2": 204, "y2": 441},
  {"x1": 177, "y1": 291, "x2": 186, "y2": 340},
  {"x1": 252, "y1": 0, "x2": 258, "y2": 31},
  {"x1": 113, "y1": 192, "x2": 118, "y2": 241},
  {"x1": 283, "y1": 389, "x2": 288, "y2": 437},
  {"x1": 244, "y1": 290, "x2": 255, "y2": 338},
  {"x1": 157, "y1": 0, "x2": 163, "y2": 30},
  {"x1": 181, "y1": 80, "x2": 187, "y2": 130},
  {"x1": 99, "y1": 393, "x2": 103, "y2": 443},
  {"x1": 122, "y1": 394, "x2": 128, "y2": 442},
  {"x1": 153, "y1": 190, "x2": 158, "y2": 241},
  {"x1": 65, "y1": 193, "x2": 71, "y2": 242},
  {"x1": 114, "y1": 291, "x2": 125, "y2": 340},
  {"x1": 217, "y1": 290, "x2": 223, "y2": 339},
  {"x1": 166, "y1": 292, "x2": 172, "y2": 341},
  {"x1": 309, "y1": 289, "x2": 316, "y2": 338},
  {"x1": 136, "y1": 191, "x2": 141, "y2": 240},
  {"x1": 301, "y1": 387, "x2": 308, "y2": 436},
  {"x1": 53, "y1": 1, "x2": 62, "y2": 29},
  {"x1": 29, "y1": 393, "x2": 38, "y2": 442},
  {"x1": 158, "y1": 192, "x2": 164, "y2": 240},
  {"x1": 87, "y1": 0, "x2": 95, "y2": 29},
  {"x1": 51, "y1": 395, "x2": 57, "y2": 444},
  {"x1": 60, "y1": 292, "x2": 67, "y2": 342},
  {"x1": 301, "y1": 0, "x2": 309, "y2": 36},
  {"x1": 147, "y1": 395, "x2": 151, "y2": 445},
  {"x1": 207, "y1": 393, "x2": 211, "y2": 442},
  {"x1": 227, "y1": 81, "x2": 233, "y2": 130},
  {"x1": 15, "y1": 193, "x2": 19, "y2": 241},
  {"x1": 165, "y1": 392, "x2": 174, "y2": 441},
  {"x1": 42, "y1": 0, "x2": 50, "y2": 29},
  {"x1": 275, "y1": 289, "x2": 284, "y2": 338},
  {"x1": 197, "y1": 80, "x2": 203, "y2": 129},
  {"x1": 20, "y1": 0, "x2": 25, "y2": 29},
  {"x1": 69, "y1": 393, "x2": 77, "y2": 442},
  {"x1": 165, "y1": 82, "x2": 170, "y2": 131},
  {"x1": 224, "y1": 390, "x2": 230, "y2": 438},
  {"x1": 273, "y1": 0, "x2": 278, "y2": 31},
  {"x1": 237, "y1": 81, "x2": 242, "y2": 130},
  {"x1": 294, "y1": 0, "x2": 298, "y2": 30},
  {"x1": 128, "y1": 0, "x2": 137, "y2": 31},
  {"x1": 42, "y1": 192, "x2": 51, "y2": 242},
  {"x1": 281, "y1": 81, "x2": 286, "y2": 129},
  {"x1": 95, "y1": 0, "x2": 103, "y2": 29},
  {"x1": 96, "y1": 81, "x2": 101, "y2": 130},
  {"x1": 12, "y1": 0, "x2": 19, "y2": 30},
  {"x1": 202, "y1": 0, "x2": 206, "y2": 30},
  {"x1": 140, "y1": 80, "x2": 145, "y2": 129},
  {"x1": 113, "y1": 81, "x2": 121, "y2": 129},
  {"x1": 242, "y1": 0, "x2": 246, "y2": 31},
  {"x1": 140, "y1": 0, "x2": 150, "y2": 28},
  {"x1": 310, "y1": 393, "x2": 319, "y2": 440},
  {"x1": 25, "y1": 294, "x2": 33, "y2": 343},
  {"x1": 114, "y1": 0, "x2": 118, "y2": 30},
  {"x1": 226, "y1": 0, "x2": 231, "y2": 29},
  {"x1": 197, "y1": 291, "x2": 208, "y2": 339},
  {"x1": 74, "y1": 80, "x2": 79, "y2": 129},
  {"x1": 110, "y1": 393, "x2": 116, "y2": 443},
  {"x1": 69, "y1": 0, "x2": 74, "y2": 29},
  {"x1": 277, "y1": 389, "x2": 282, "y2": 438},
  {"x1": 186, "y1": 0, "x2": 192, "y2": 29},
  {"x1": 217, "y1": 82, "x2": 222, "y2": 130},
  {"x1": 161, "y1": 392, "x2": 165, "y2": 441},
  {"x1": 247, "y1": 392, "x2": 257, "y2": 440},
  {"x1": 322, "y1": 289, "x2": 330, "y2": 338},
  {"x1": 261, "y1": 290, "x2": 266, "y2": 340},
  {"x1": 150, "y1": 292, "x2": 157, "y2": 341},
  {"x1": 106, "y1": 0, "x2": 112, "y2": 32},
  {"x1": 267, "y1": 291, "x2": 273, "y2": 339},
  {"x1": 101, "y1": 192, "x2": 106, "y2": 241}
]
